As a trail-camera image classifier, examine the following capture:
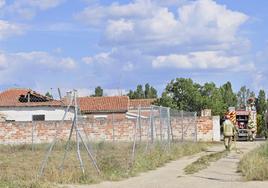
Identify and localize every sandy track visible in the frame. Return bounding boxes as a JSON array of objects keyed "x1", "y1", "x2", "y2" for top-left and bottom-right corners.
[{"x1": 66, "y1": 141, "x2": 267, "y2": 188}]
